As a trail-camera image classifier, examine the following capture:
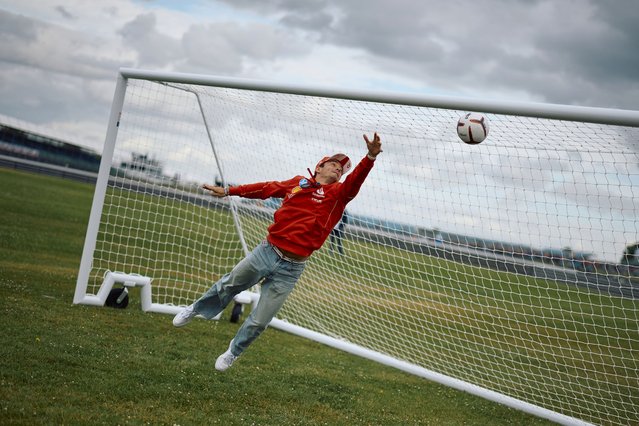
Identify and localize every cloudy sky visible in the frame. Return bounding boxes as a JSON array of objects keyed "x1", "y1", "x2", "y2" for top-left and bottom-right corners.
[{"x1": 1, "y1": 0, "x2": 638, "y2": 152}]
